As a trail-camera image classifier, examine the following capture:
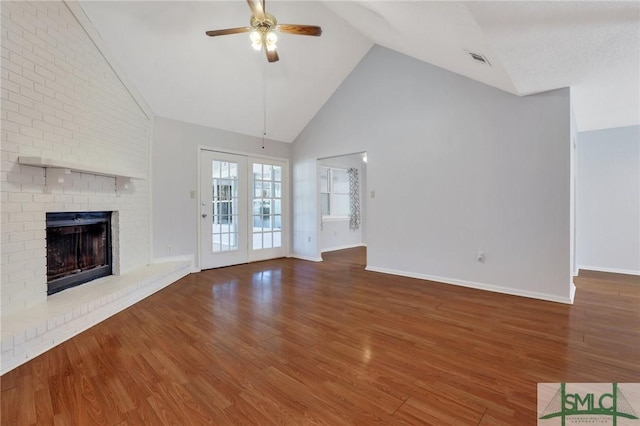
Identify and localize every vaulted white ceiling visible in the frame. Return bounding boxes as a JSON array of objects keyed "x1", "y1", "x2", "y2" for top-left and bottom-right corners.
[{"x1": 79, "y1": 1, "x2": 640, "y2": 143}]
